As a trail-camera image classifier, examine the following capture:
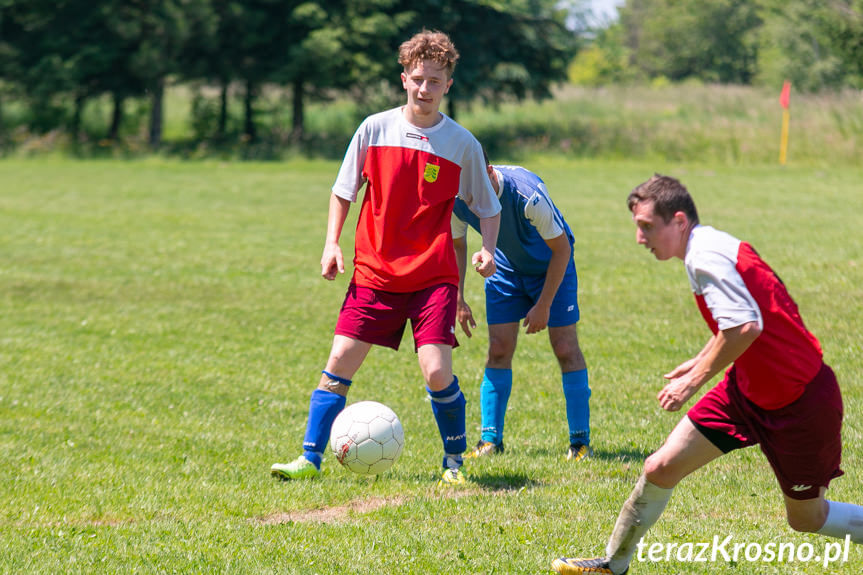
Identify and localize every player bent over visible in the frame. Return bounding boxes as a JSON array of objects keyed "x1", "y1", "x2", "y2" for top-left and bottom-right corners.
[
  {"x1": 552, "y1": 175, "x2": 862, "y2": 574},
  {"x1": 452, "y1": 158, "x2": 591, "y2": 461},
  {"x1": 270, "y1": 31, "x2": 501, "y2": 486}
]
